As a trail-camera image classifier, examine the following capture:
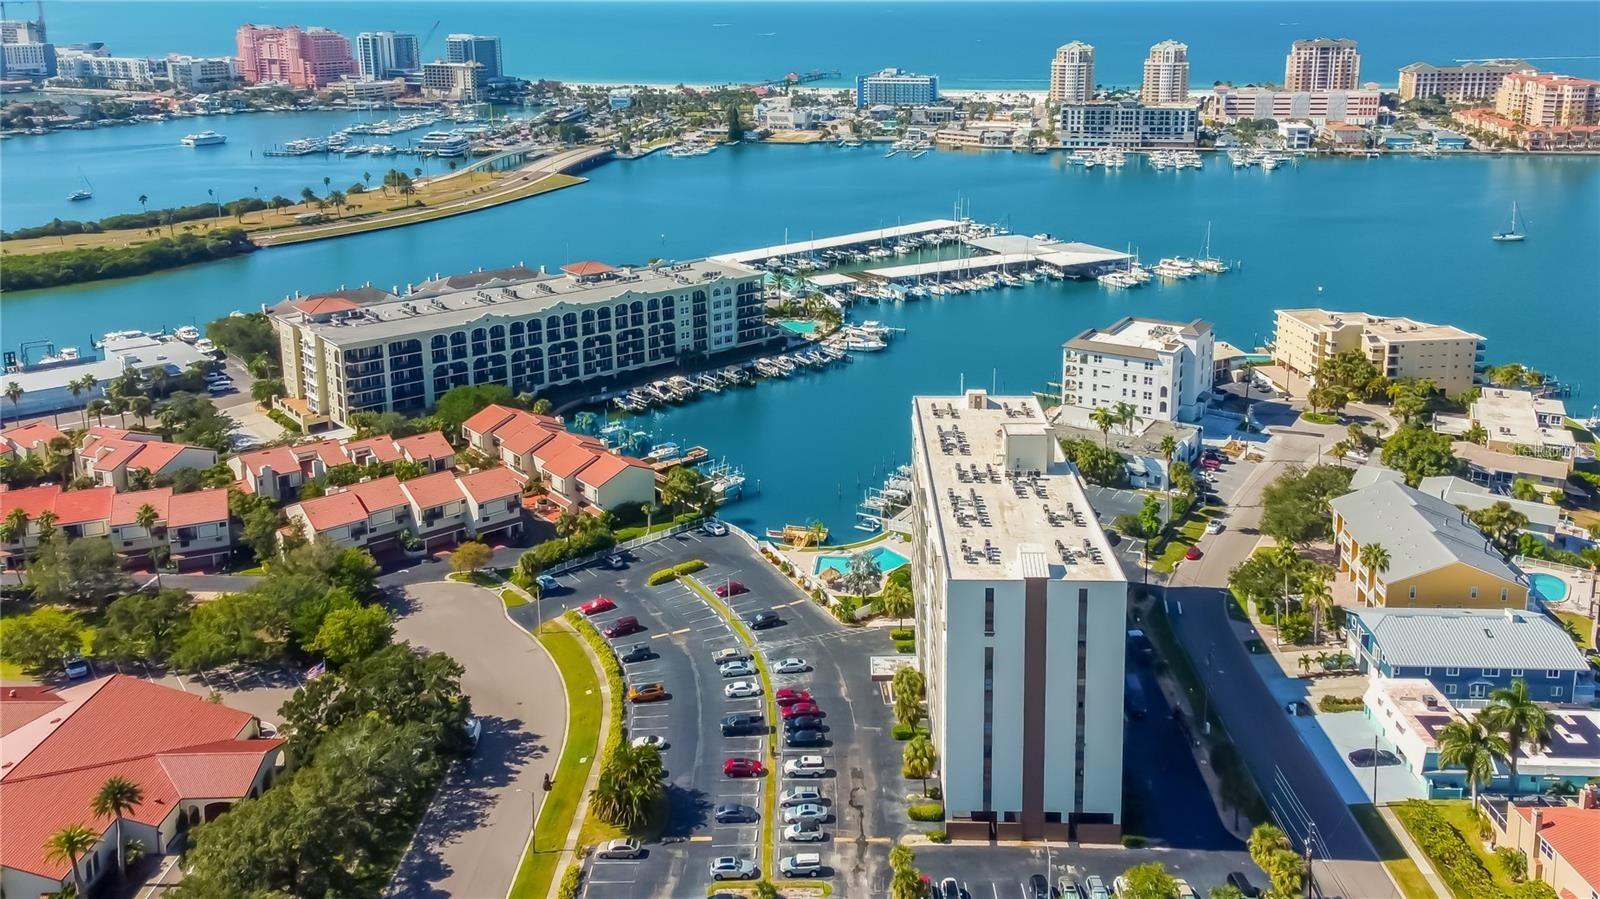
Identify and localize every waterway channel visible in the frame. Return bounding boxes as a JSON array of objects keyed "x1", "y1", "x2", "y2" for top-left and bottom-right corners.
[{"x1": 4, "y1": 143, "x2": 1597, "y2": 536}]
